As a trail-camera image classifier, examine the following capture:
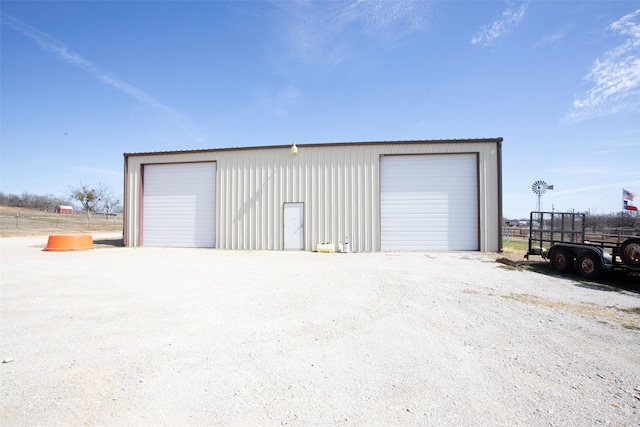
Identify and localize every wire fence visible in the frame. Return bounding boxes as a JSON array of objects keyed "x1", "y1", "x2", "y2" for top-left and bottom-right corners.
[
  {"x1": 504, "y1": 226, "x2": 638, "y2": 244},
  {"x1": 0, "y1": 208, "x2": 123, "y2": 237}
]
